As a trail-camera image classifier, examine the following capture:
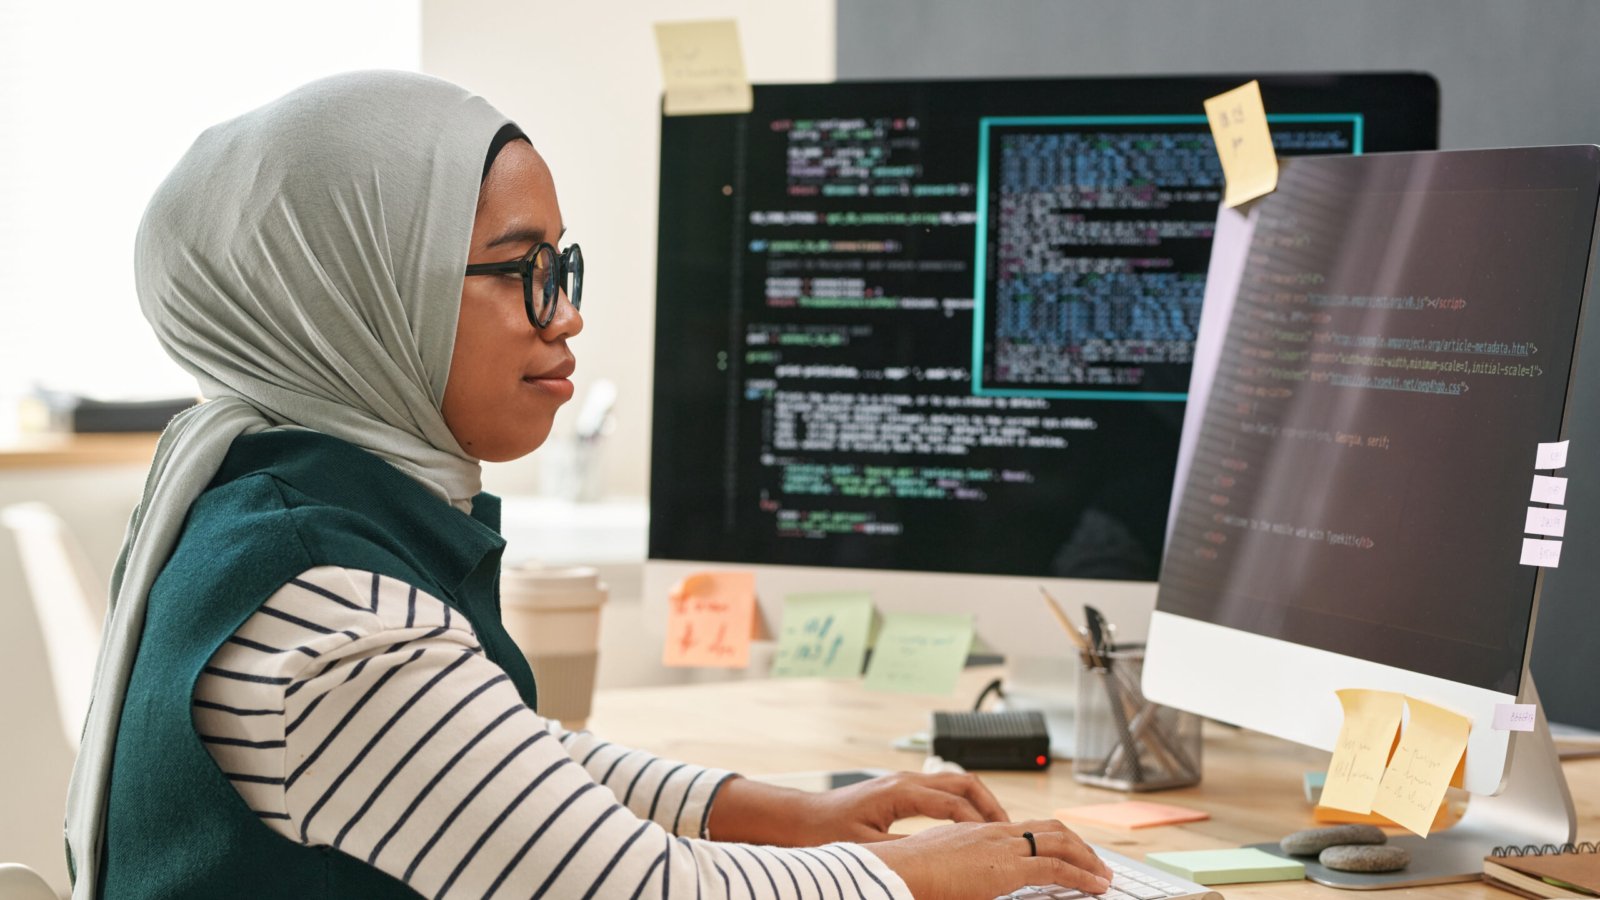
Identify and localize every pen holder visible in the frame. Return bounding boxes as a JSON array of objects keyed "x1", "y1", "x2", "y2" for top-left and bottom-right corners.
[{"x1": 1072, "y1": 647, "x2": 1201, "y2": 791}]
